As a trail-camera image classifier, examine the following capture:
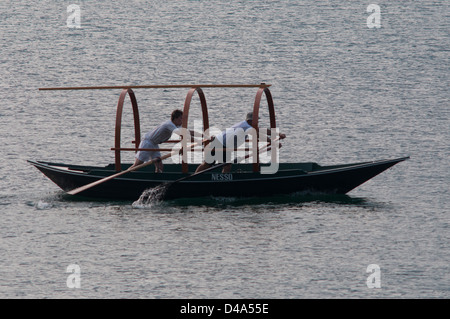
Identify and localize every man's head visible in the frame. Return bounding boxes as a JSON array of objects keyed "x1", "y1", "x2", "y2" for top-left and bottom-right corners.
[
  {"x1": 171, "y1": 109, "x2": 183, "y2": 126},
  {"x1": 246, "y1": 111, "x2": 259, "y2": 124}
]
